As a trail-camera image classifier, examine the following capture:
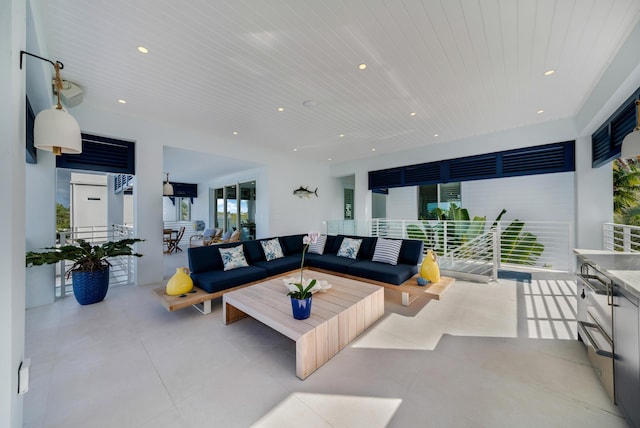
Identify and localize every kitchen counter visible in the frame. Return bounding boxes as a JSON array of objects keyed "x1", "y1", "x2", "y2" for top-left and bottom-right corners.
[{"x1": 574, "y1": 249, "x2": 640, "y2": 299}]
